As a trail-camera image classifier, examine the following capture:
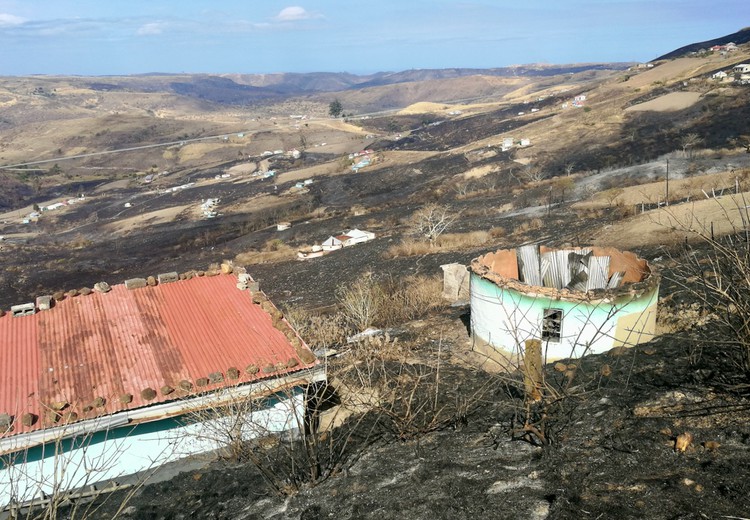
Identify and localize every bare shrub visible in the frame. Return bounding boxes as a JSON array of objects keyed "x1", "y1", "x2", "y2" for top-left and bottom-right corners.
[
  {"x1": 376, "y1": 275, "x2": 446, "y2": 326},
  {"x1": 667, "y1": 199, "x2": 750, "y2": 372},
  {"x1": 409, "y1": 203, "x2": 459, "y2": 245},
  {"x1": 284, "y1": 306, "x2": 350, "y2": 350},
  {"x1": 334, "y1": 334, "x2": 494, "y2": 441},
  {"x1": 336, "y1": 273, "x2": 383, "y2": 332}
]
